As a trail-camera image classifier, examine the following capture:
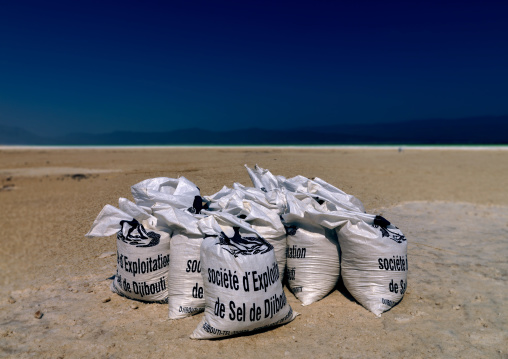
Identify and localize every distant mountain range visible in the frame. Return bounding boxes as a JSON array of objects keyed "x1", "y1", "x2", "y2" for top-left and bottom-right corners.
[{"x1": 1, "y1": 116, "x2": 507, "y2": 145}]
